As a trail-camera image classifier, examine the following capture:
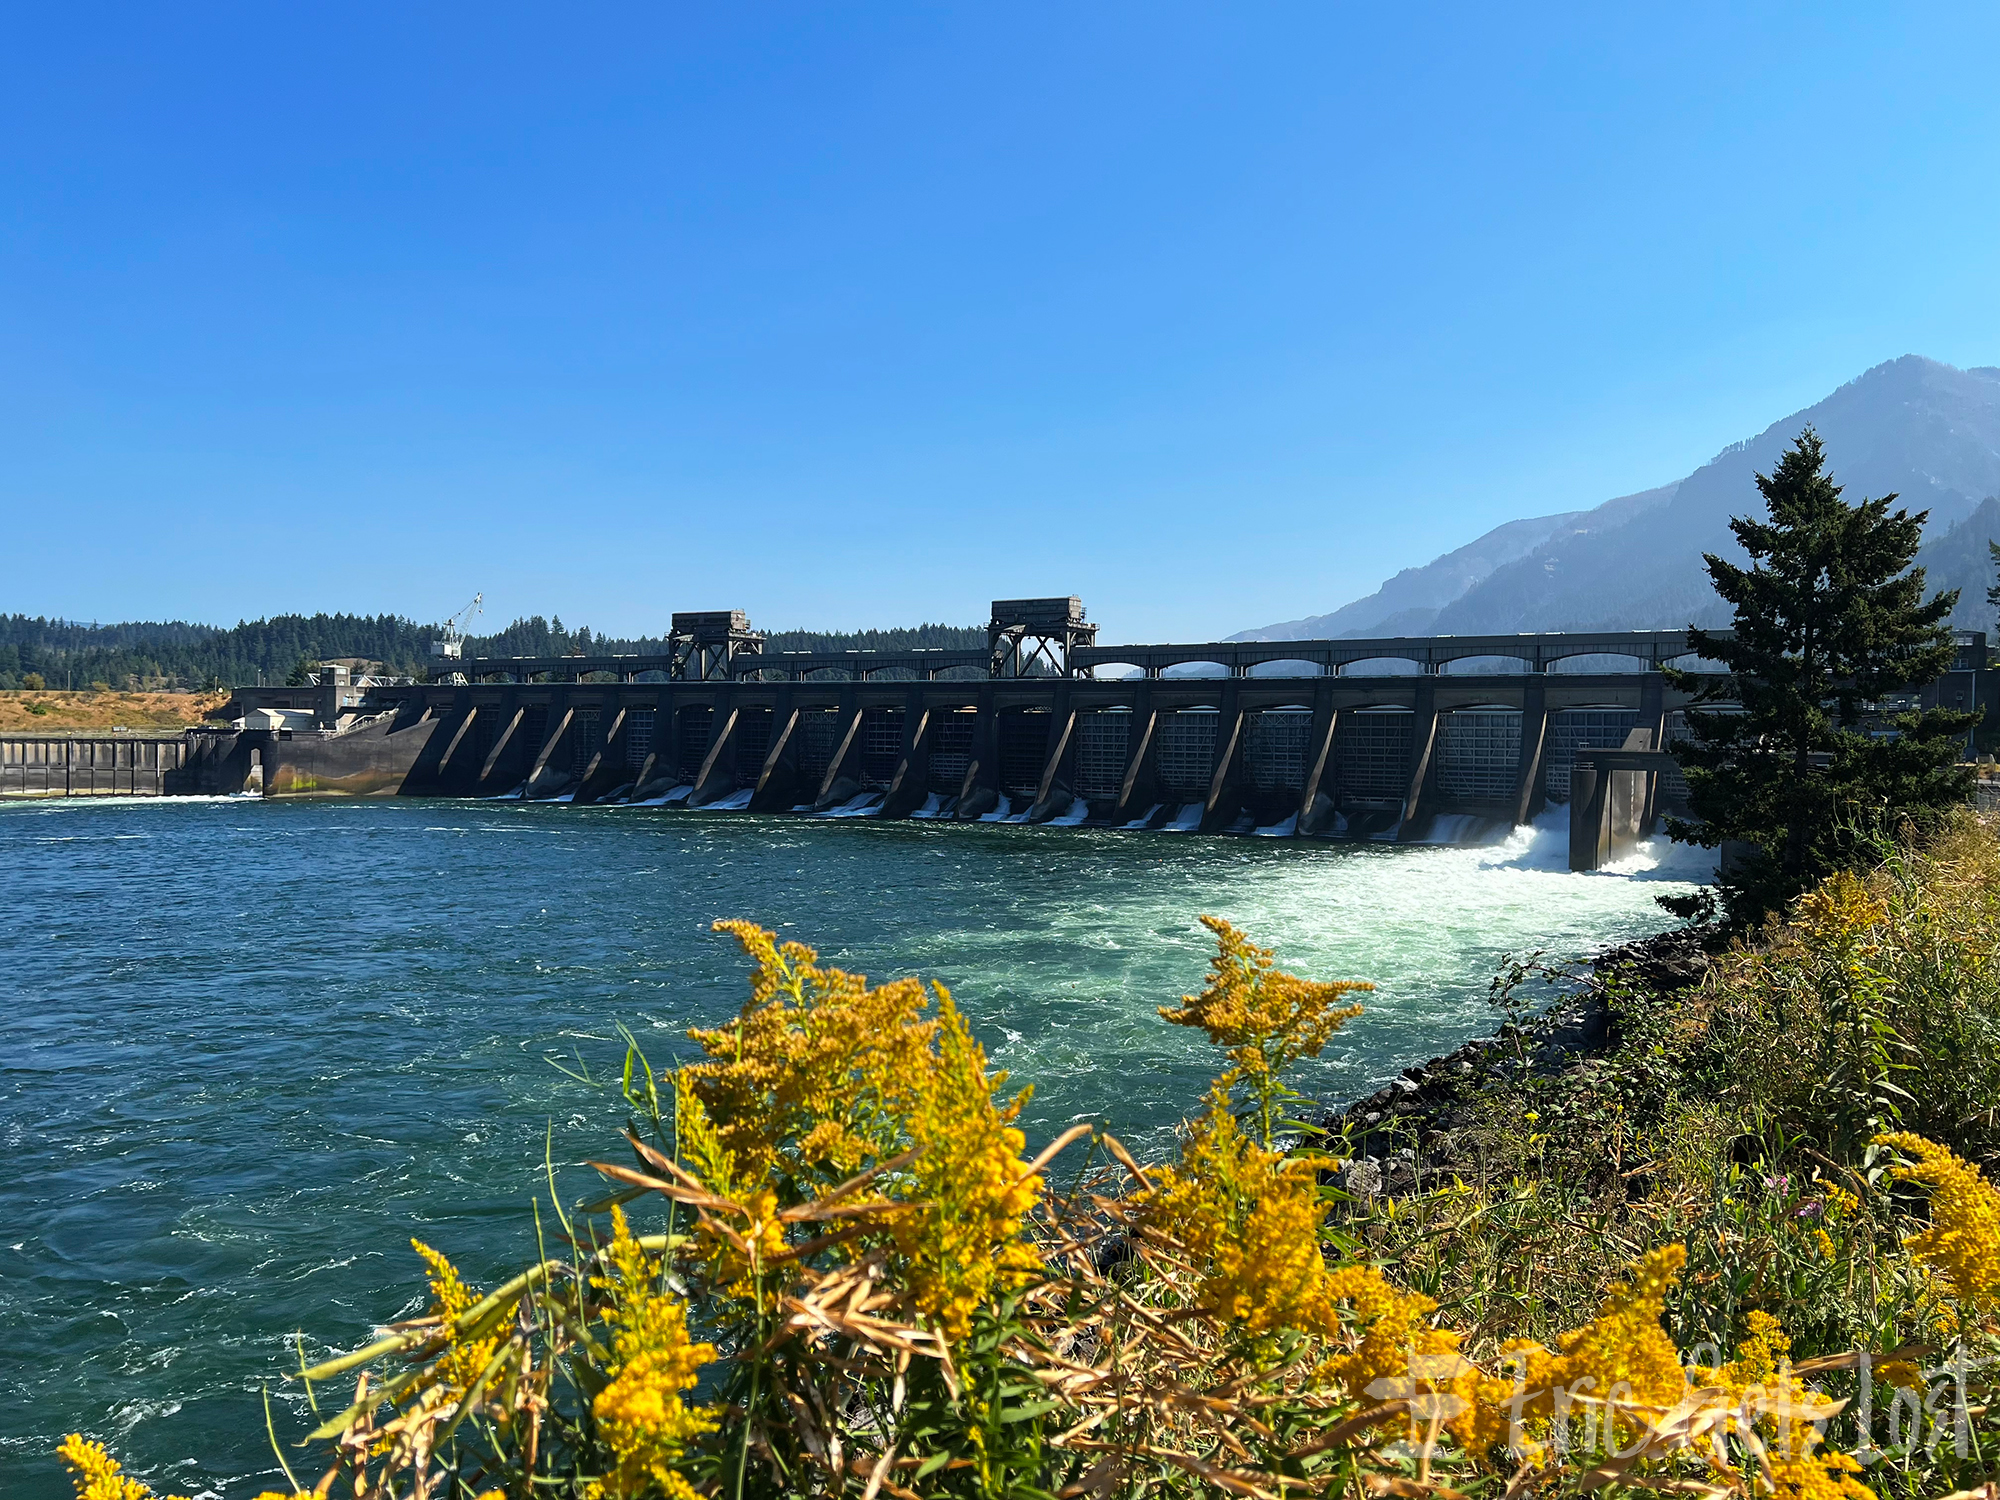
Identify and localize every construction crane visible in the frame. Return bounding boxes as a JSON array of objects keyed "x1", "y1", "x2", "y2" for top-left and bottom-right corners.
[
  {"x1": 431, "y1": 593, "x2": 484, "y2": 660},
  {"x1": 430, "y1": 593, "x2": 483, "y2": 682}
]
